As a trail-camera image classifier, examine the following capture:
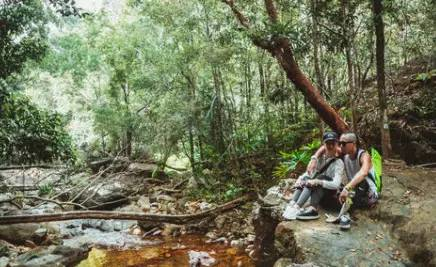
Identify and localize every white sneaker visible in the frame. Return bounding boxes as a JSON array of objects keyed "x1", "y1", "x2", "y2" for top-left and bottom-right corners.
[{"x1": 282, "y1": 205, "x2": 299, "y2": 220}]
